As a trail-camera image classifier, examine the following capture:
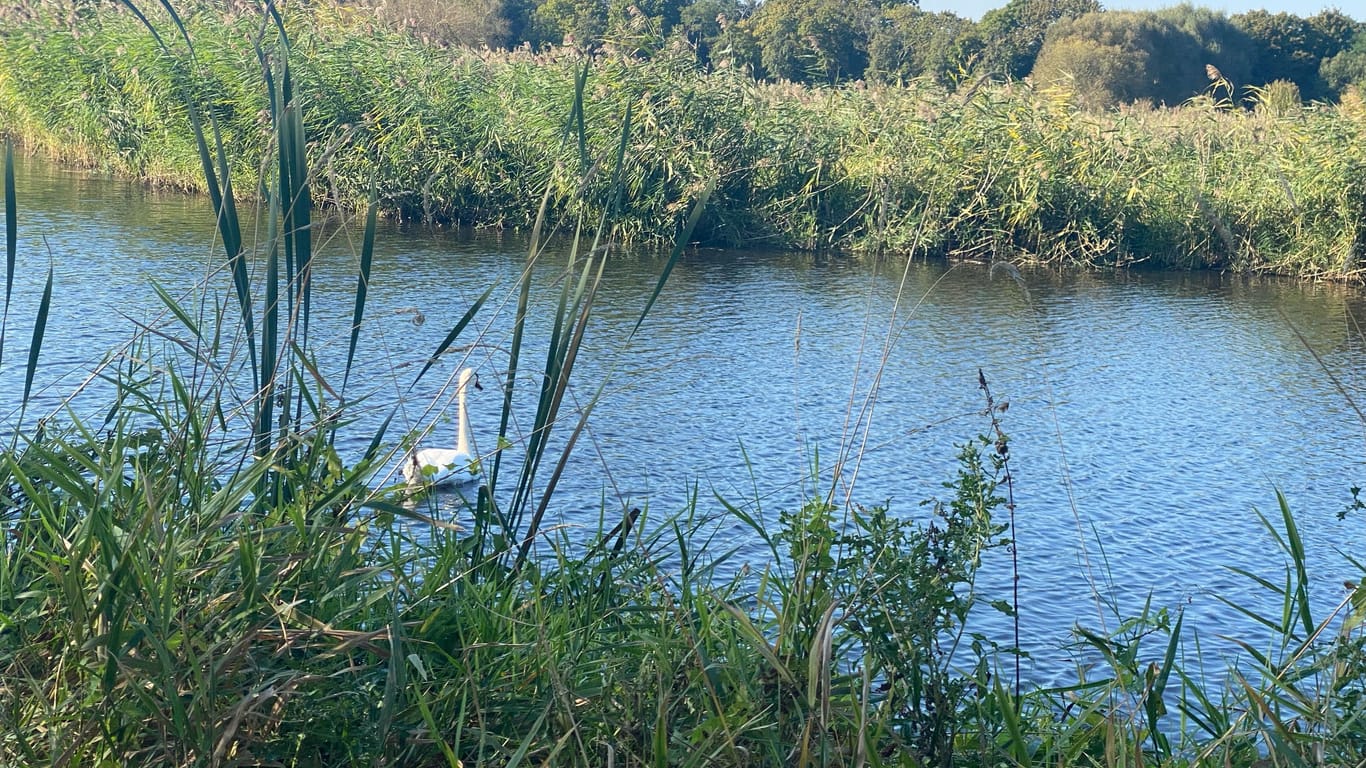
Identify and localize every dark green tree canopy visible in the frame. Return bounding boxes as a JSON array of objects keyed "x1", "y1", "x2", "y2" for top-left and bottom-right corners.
[
  {"x1": 745, "y1": 0, "x2": 888, "y2": 83},
  {"x1": 1153, "y1": 4, "x2": 1255, "y2": 87},
  {"x1": 1322, "y1": 28, "x2": 1366, "y2": 94},
  {"x1": 975, "y1": 0, "x2": 1100, "y2": 80},
  {"x1": 1231, "y1": 8, "x2": 1359, "y2": 100},
  {"x1": 867, "y1": 7, "x2": 977, "y2": 86},
  {"x1": 1031, "y1": 8, "x2": 1252, "y2": 108}
]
